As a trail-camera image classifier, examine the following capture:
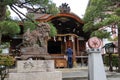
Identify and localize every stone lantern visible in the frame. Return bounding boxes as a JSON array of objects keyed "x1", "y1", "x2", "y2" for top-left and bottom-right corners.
[{"x1": 103, "y1": 43, "x2": 116, "y2": 71}]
